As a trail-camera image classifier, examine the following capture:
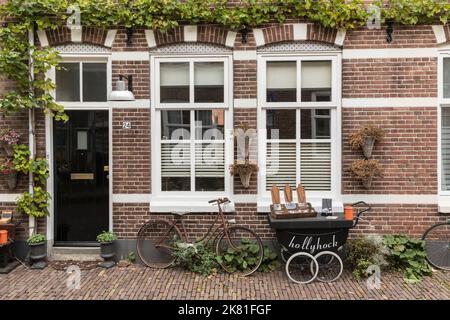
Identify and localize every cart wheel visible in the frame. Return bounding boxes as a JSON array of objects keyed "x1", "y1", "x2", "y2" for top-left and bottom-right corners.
[
  {"x1": 311, "y1": 251, "x2": 343, "y2": 283},
  {"x1": 285, "y1": 252, "x2": 318, "y2": 284}
]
